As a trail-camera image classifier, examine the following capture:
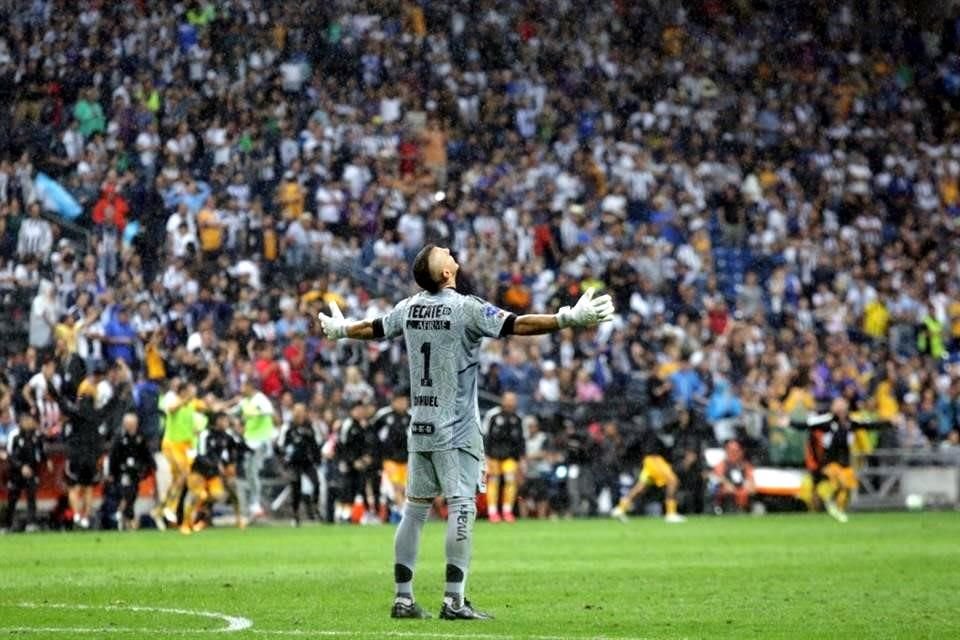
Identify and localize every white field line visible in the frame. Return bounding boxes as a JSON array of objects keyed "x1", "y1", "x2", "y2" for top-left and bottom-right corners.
[
  {"x1": 3, "y1": 601, "x2": 661, "y2": 640},
  {"x1": 13, "y1": 602, "x2": 252, "y2": 631},
  {"x1": 249, "y1": 631, "x2": 655, "y2": 640},
  {"x1": 0, "y1": 629, "x2": 658, "y2": 640}
]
